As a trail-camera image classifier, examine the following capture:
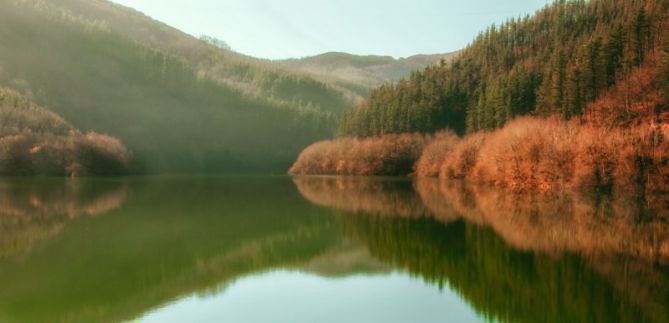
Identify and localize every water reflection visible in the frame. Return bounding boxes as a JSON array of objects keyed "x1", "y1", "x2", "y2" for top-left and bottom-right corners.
[
  {"x1": 0, "y1": 176, "x2": 667, "y2": 323},
  {"x1": 294, "y1": 176, "x2": 669, "y2": 264},
  {"x1": 0, "y1": 177, "x2": 346, "y2": 323},
  {"x1": 296, "y1": 176, "x2": 669, "y2": 323},
  {"x1": 0, "y1": 179, "x2": 128, "y2": 260},
  {"x1": 415, "y1": 179, "x2": 669, "y2": 264},
  {"x1": 292, "y1": 176, "x2": 431, "y2": 219}
]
